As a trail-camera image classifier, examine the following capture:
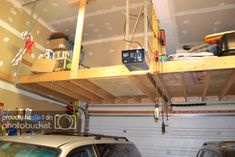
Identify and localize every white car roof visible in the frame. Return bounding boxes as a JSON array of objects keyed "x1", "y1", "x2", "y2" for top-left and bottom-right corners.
[{"x1": 0, "y1": 134, "x2": 129, "y2": 148}]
